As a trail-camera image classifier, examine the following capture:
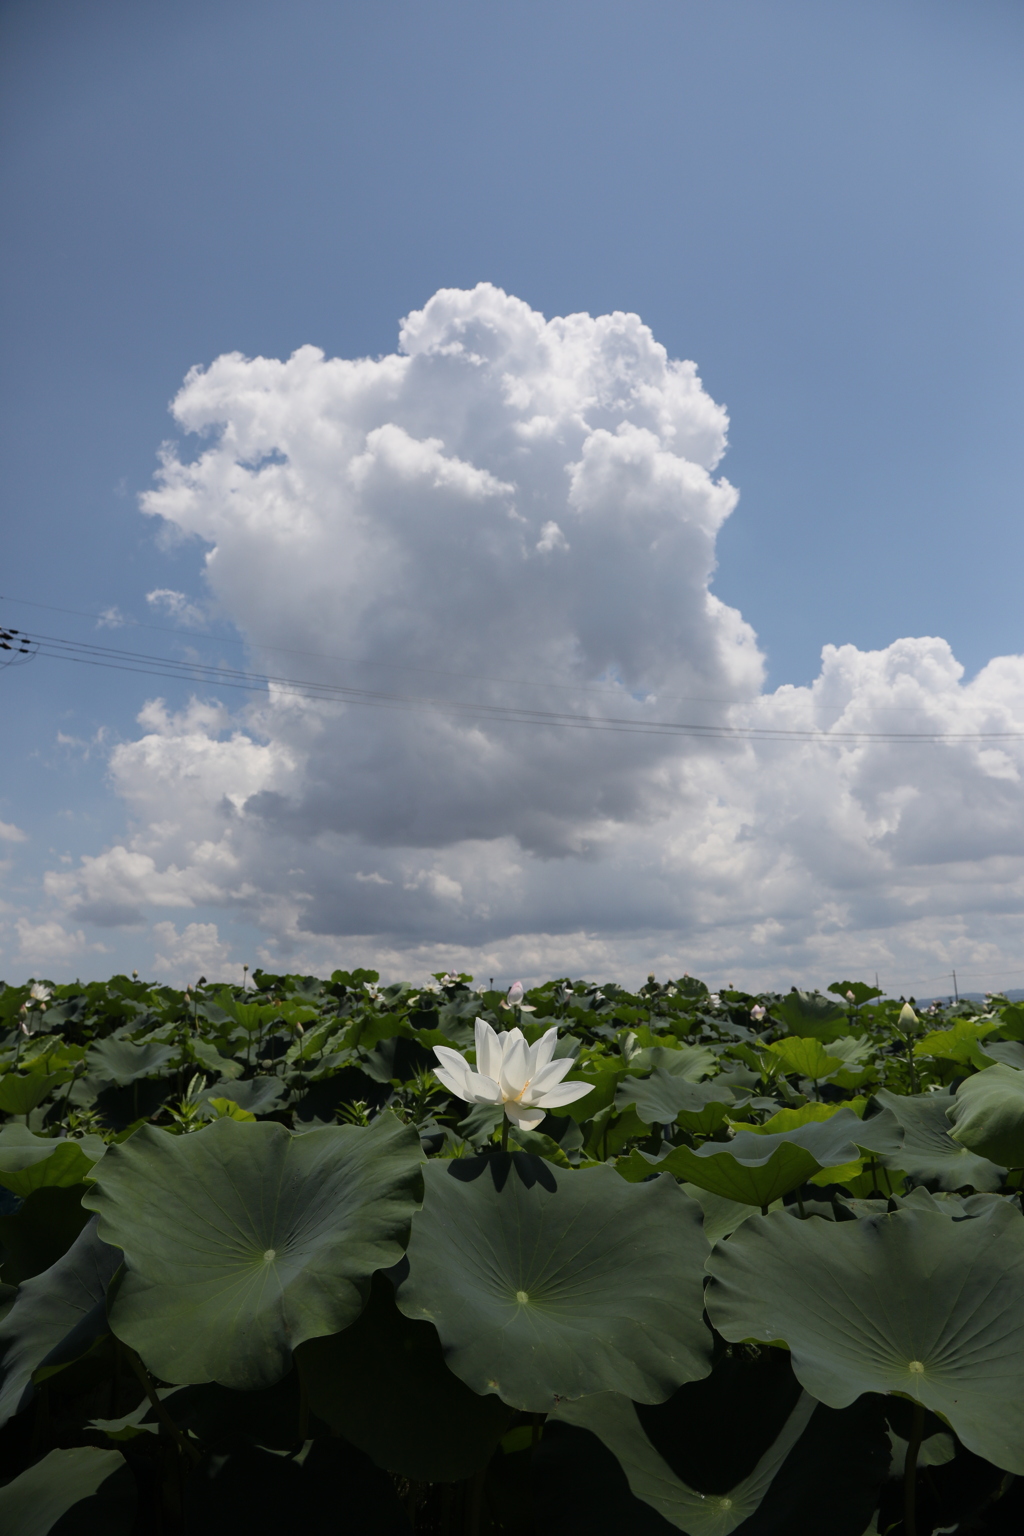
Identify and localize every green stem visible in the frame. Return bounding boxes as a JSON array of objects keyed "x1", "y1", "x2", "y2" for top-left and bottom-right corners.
[
  {"x1": 903, "y1": 1400, "x2": 925, "y2": 1536},
  {"x1": 124, "y1": 1347, "x2": 201, "y2": 1465},
  {"x1": 501, "y1": 1118, "x2": 509, "y2": 1152},
  {"x1": 467, "y1": 1466, "x2": 486, "y2": 1536},
  {"x1": 297, "y1": 1373, "x2": 309, "y2": 1444}
]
